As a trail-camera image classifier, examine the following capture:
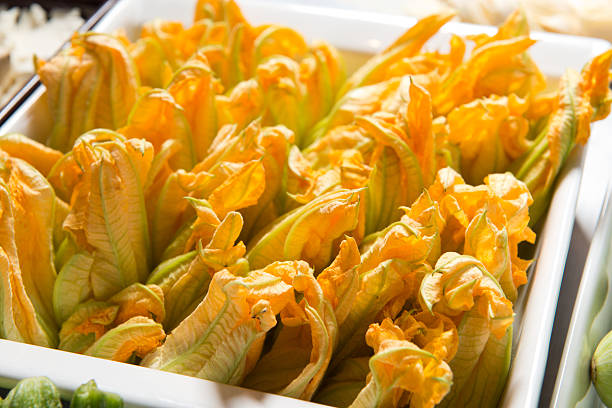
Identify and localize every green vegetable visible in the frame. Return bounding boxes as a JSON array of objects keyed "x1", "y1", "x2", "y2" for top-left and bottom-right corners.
[
  {"x1": 3, "y1": 377, "x2": 61, "y2": 408},
  {"x1": 592, "y1": 330, "x2": 612, "y2": 407},
  {"x1": 71, "y1": 379, "x2": 123, "y2": 408}
]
